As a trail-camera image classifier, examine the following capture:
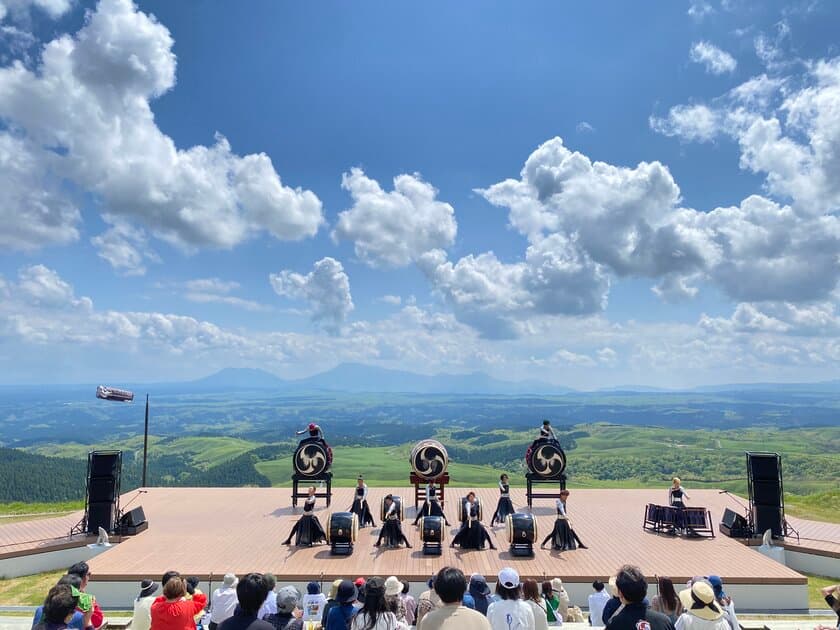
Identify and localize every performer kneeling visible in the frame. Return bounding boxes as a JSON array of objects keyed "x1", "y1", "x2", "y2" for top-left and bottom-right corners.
[
  {"x1": 541, "y1": 490, "x2": 587, "y2": 550},
  {"x1": 283, "y1": 487, "x2": 327, "y2": 546},
  {"x1": 413, "y1": 481, "x2": 450, "y2": 526},
  {"x1": 451, "y1": 492, "x2": 497, "y2": 550},
  {"x1": 375, "y1": 495, "x2": 412, "y2": 548},
  {"x1": 490, "y1": 473, "x2": 515, "y2": 526},
  {"x1": 350, "y1": 475, "x2": 376, "y2": 528}
]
